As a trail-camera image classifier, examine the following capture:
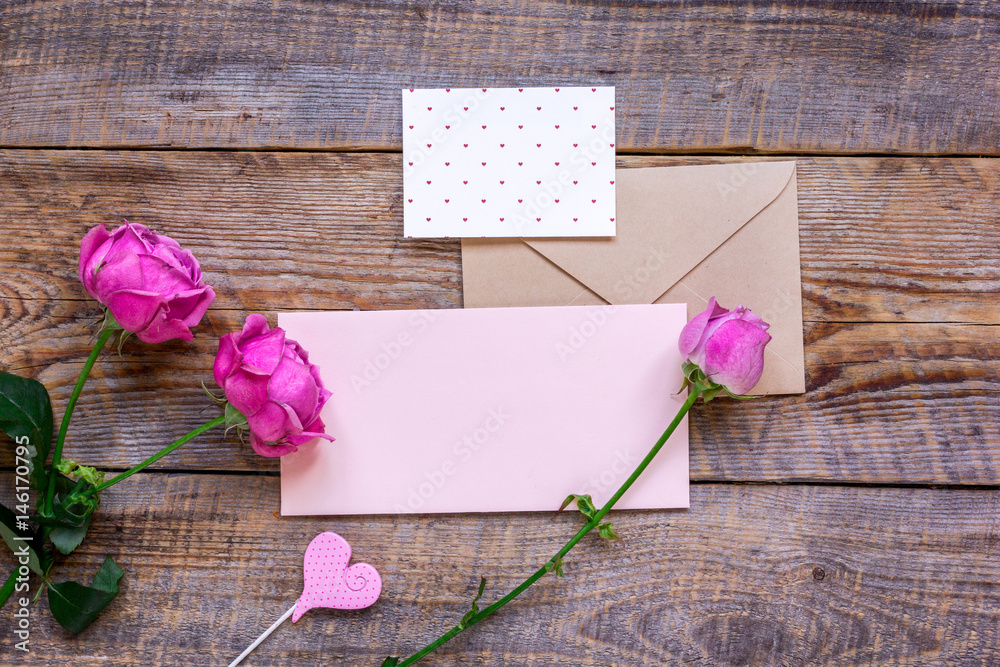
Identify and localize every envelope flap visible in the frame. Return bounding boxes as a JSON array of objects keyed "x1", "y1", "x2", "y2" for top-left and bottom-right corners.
[{"x1": 524, "y1": 161, "x2": 797, "y2": 304}]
